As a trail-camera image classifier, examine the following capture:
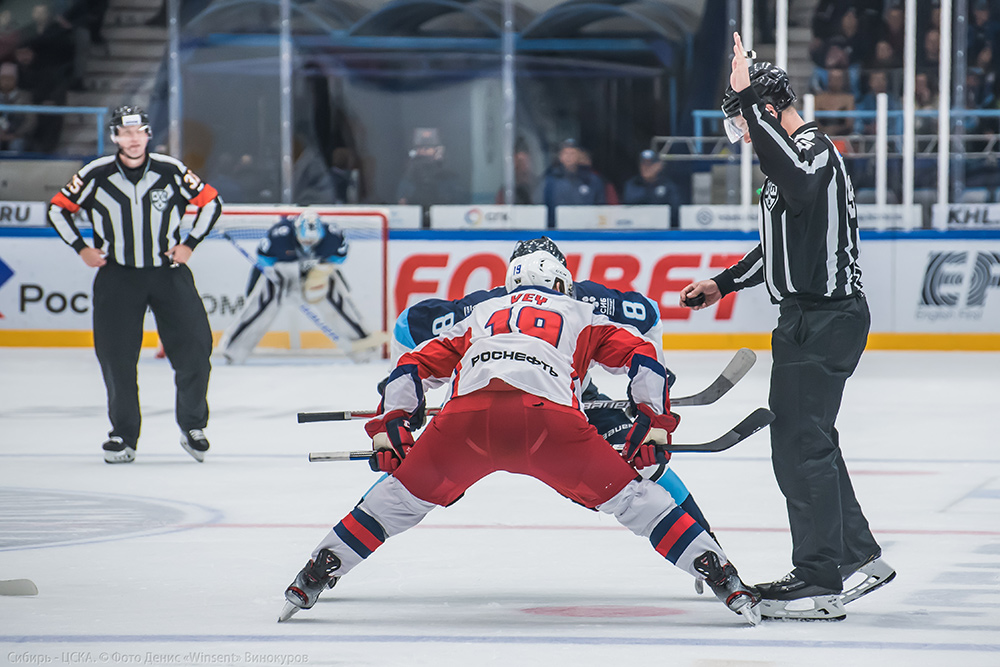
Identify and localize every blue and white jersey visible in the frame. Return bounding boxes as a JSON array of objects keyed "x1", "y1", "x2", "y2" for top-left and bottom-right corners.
[{"x1": 257, "y1": 219, "x2": 348, "y2": 268}]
